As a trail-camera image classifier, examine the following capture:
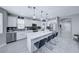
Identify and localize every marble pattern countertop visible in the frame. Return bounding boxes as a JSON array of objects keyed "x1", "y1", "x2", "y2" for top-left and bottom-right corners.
[{"x1": 26, "y1": 30, "x2": 53, "y2": 40}]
